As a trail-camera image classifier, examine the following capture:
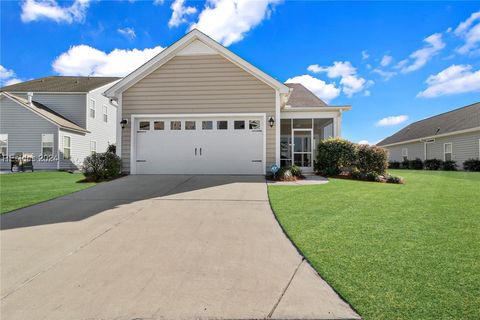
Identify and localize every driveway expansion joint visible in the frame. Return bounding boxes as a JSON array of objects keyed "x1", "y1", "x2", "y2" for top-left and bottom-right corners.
[{"x1": 267, "y1": 258, "x2": 305, "y2": 319}]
